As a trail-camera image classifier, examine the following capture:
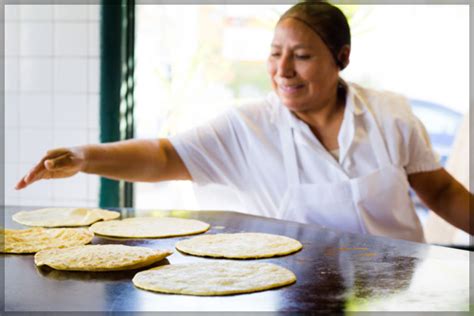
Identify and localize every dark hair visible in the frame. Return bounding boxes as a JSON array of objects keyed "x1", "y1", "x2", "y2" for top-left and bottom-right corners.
[{"x1": 279, "y1": 1, "x2": 351, "y2": 69}]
